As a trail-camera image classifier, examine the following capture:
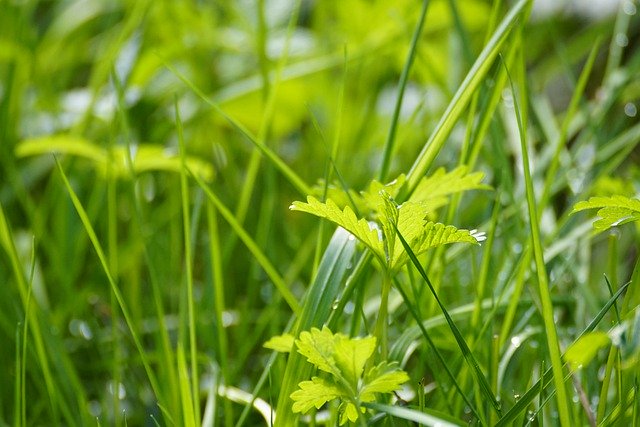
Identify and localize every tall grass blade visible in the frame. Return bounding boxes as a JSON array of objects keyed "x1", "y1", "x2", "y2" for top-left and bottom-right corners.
[
  {"x1": 402, "y1": 0, "x2": 529, "y2": 198},
  {"x1": 393, "y1": 278, "x2": 484, "y2": 424},
  {"x1": 273, "y1": 227, "x2": 357, "y2": 427},
  {"x1": 378, "y1": 0, "x2": 430, "y2": 181},
  {"x1": 53, "y1": 158, "x2": 163, "y2": 407},
  {"x1": 188, "y1": 169, "x2": 301, "y2": 315},
  {"x1": 393, "y1": 223, "x2": 502, "y2": 415},
  {"x1": 505, "y1": 60, "x2": 573, "y2": 425},
  {"x1": 176, "y1": 100, "x2": 201, "y2": 426},
  {"x1": 495, "y1": 280, "x2": 630, "y2": 426}
]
